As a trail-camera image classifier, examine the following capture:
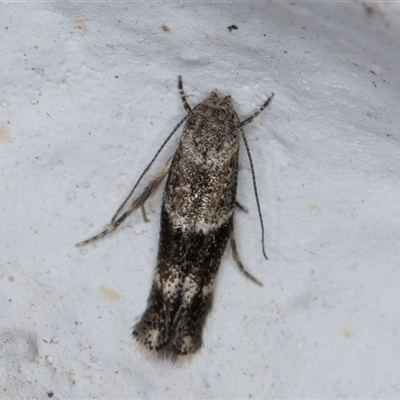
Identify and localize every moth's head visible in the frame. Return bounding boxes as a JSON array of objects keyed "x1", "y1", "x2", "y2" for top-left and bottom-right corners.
[{"x1": 207, "y1": 91, "x2": 233, "y2": 109}]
